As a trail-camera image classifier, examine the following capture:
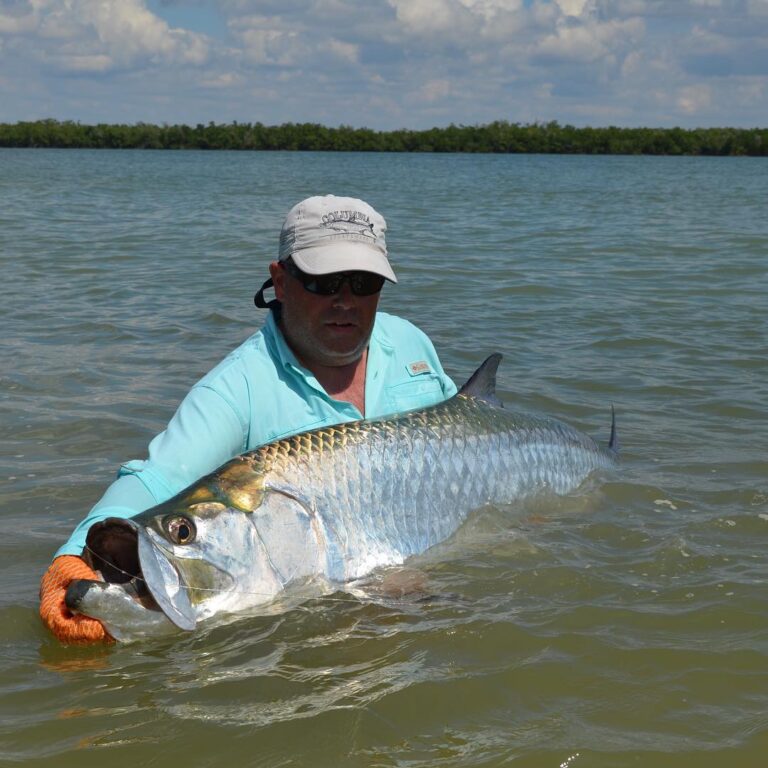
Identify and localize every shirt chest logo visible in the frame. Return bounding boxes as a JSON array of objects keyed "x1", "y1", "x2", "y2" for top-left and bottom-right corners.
[{"x1": 408, "y1": 361, "x2": 431, "y2": 376}]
